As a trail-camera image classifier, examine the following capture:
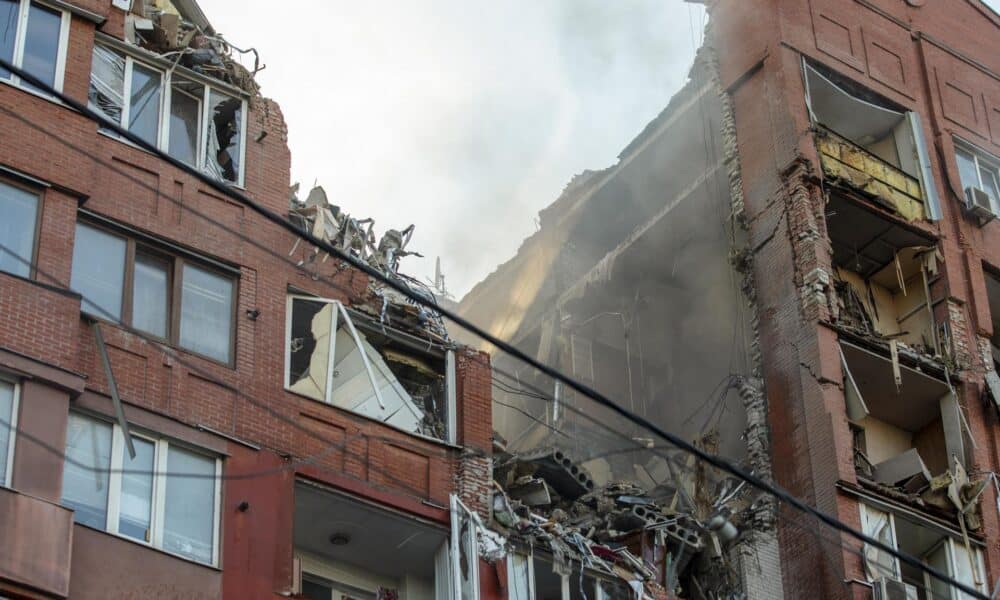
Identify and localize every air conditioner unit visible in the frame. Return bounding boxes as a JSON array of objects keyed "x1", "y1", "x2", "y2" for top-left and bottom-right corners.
[
  {"x1": 872, "y1": 578, "x2": 917, "y2": 600},
  {"x1": 965, "y1": 186, "x2": 995, "y2": 224}
]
